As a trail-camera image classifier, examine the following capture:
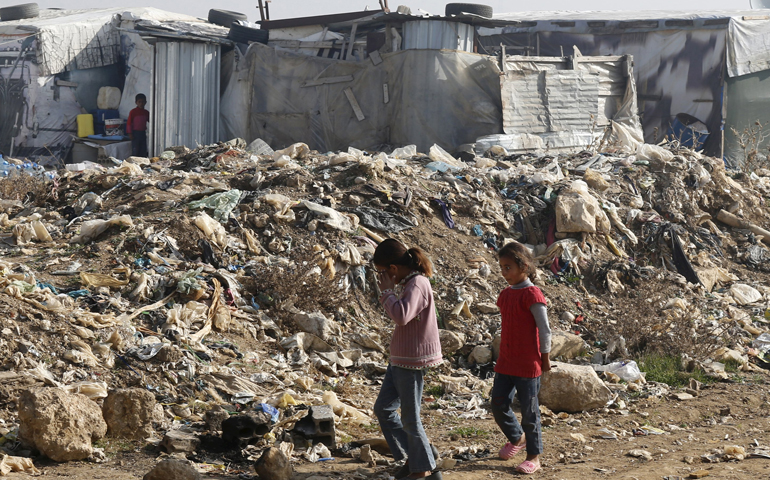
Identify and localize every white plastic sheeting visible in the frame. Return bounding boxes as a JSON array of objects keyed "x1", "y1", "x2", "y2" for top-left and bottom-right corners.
[
  {"x1": 727, "y1": 16, "x2": 770, "y2": 78},
  {"x1": 226, "y1": 43, "x2": 502, "y2": 153},
  {"x1": 491, "y1": 53, "x2": 642, "y2": 153},
  {"x1": 403, "y1": 20, "x2": 474, "y2": 52},
  {"x1": 0, "y1": 7, "x2": 202, "y2": 76}
]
